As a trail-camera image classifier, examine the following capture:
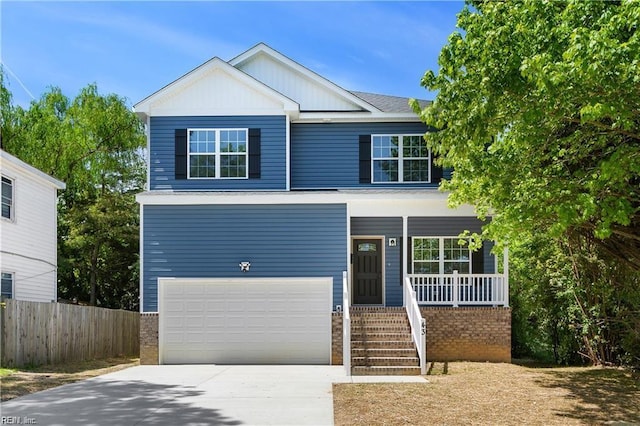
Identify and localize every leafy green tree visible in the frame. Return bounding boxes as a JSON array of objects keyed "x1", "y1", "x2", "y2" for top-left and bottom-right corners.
[
  {"x1": 414, "y1": 1, "x2": 640, "y2": 366},
  {"x1": 1, "y1": 76, "x2": 145, "y2": 309}
]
